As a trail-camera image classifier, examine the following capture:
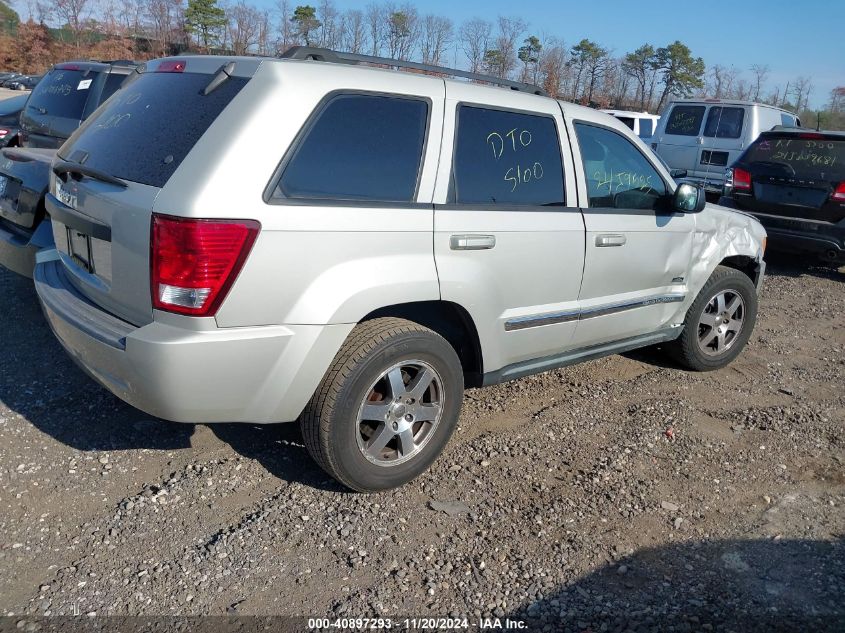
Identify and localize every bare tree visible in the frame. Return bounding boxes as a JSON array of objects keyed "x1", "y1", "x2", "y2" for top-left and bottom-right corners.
[
  {"x1": 339, "y1": 9, "x2": 365, "y2": 53},
  {"x1": 54, "y1": 0, "x2": 91, "y2": 53},
  {"x1": 791, "y1": 76, "x2": 813, "y2": 111},
  {"x1": 750, "y1": 63, "x2": 769, "y2": 101},
  {"x1": 274, "y1": 0, "x2": 296, "y2": 53},
  {"x1": 364, "y1": 2, "x2": 384, "y2": 56},
  {"x1": 317, "y1": 0, "x2": 340, "y2": 49},
  {"x1": 226, "y1": 0, "x2": 261, "y2": 55},
  {"x1": 146, "y1": 0, "x2": 179, "y2": 56},
  {"x1": 419, "y1": 14, "x2": 451, "y2": 65},
  {"x1": 538, "y1": 41, "x2": 567, "y2": 98},
  {"x1": 707, "y1": 64, "x2": 739, "y2": 99},
  {"x1": 385, "y1": 3, "x2": 418, "y2": 60},
  {"x1": 491, "y1": 15, "x2": 525, "y2": 79},
  {"x1": 458, "y1": 17, "x2": 490, "y2": 74},
  {"x1": 256, "y1": 8, "x2": 272, "y2": 55}
]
